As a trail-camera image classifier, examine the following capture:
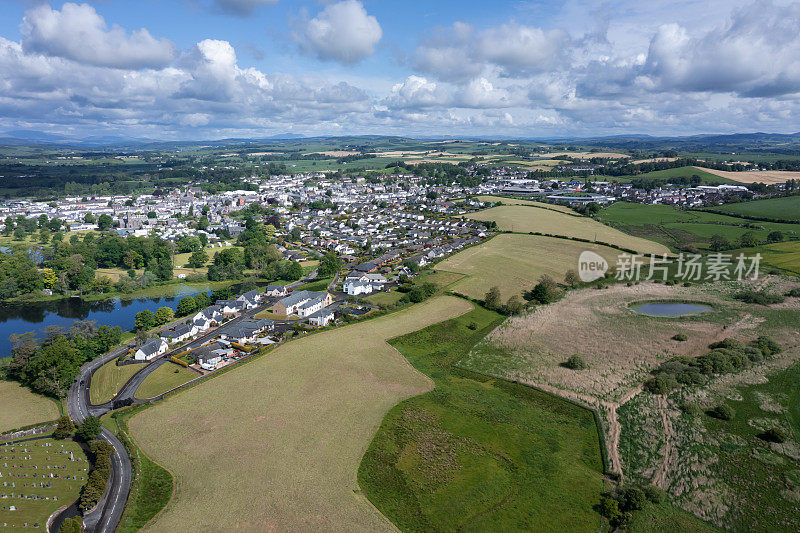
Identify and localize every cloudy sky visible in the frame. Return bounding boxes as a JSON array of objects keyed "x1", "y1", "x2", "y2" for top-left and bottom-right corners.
[{"x1": 1, "y1": 0, "x2": 800, "y2": 140}]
